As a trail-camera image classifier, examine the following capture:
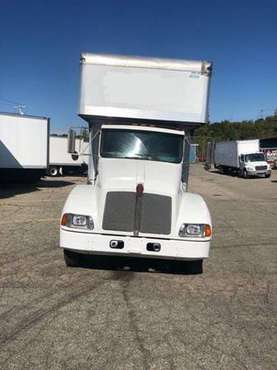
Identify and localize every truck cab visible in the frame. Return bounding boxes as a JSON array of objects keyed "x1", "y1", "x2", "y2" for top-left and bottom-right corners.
[
  {"x1": 60, "y1": 53, "x2": 213, "y2": 272},
  {"x1": 239, "y1": 152, "x2": 271, "y2": 178}
]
